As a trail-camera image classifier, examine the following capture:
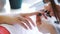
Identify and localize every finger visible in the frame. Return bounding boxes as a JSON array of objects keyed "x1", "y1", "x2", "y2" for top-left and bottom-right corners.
[
  {"x1": 18, "y1": 16, "x2": 30, "y2": 24},
  {"x1": 36, "y1": 15, "x2": 41, "y2": 25},
  {"x1": 40, "y1": 11, "x2": 47, "y2": 18},
  {"x1": 23, "y1": 18, "x2": 32, "y2": 29},
  {"x1": 14, "y1": 17, "x2": 28, "y2": 29},
  {"x1": 43, "y1": 13, "x2": 47, "y2": 19},
  {"x1": 36, "y1": 15, "x2": 42, "y2": 32},
  {"x1": 25, "y1": 16, "x2": 35, "y2": 26},
  {"x1": 18, "y1": 17, "x2": 32, "y2": 29},
  {"x1": 19, "y1": 21, "x2": 28, "y2": 30}
]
